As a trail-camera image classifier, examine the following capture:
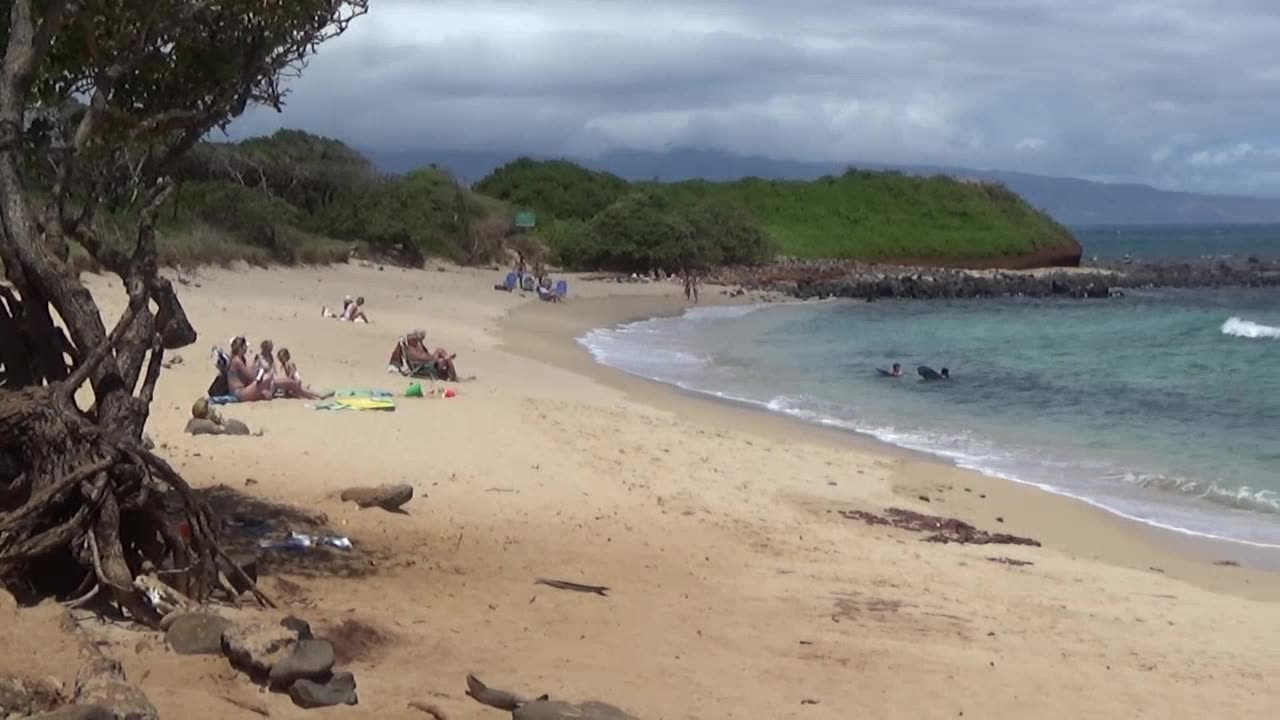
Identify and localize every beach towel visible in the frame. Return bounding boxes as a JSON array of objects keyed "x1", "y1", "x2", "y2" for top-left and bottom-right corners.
[
  {"x1": 310, "y1": 396, "x2": 396, "y2": 411},
  {"x1": 335, "y1": 388, "x2": 394, "y2": 398}
]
